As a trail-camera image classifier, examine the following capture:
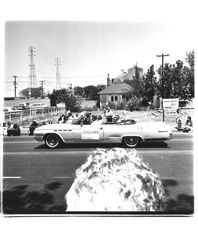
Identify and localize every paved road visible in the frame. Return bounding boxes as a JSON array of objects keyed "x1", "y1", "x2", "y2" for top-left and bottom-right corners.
[{"x1": 2, "y1": 133, "x2": 194, "y2": 214}]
